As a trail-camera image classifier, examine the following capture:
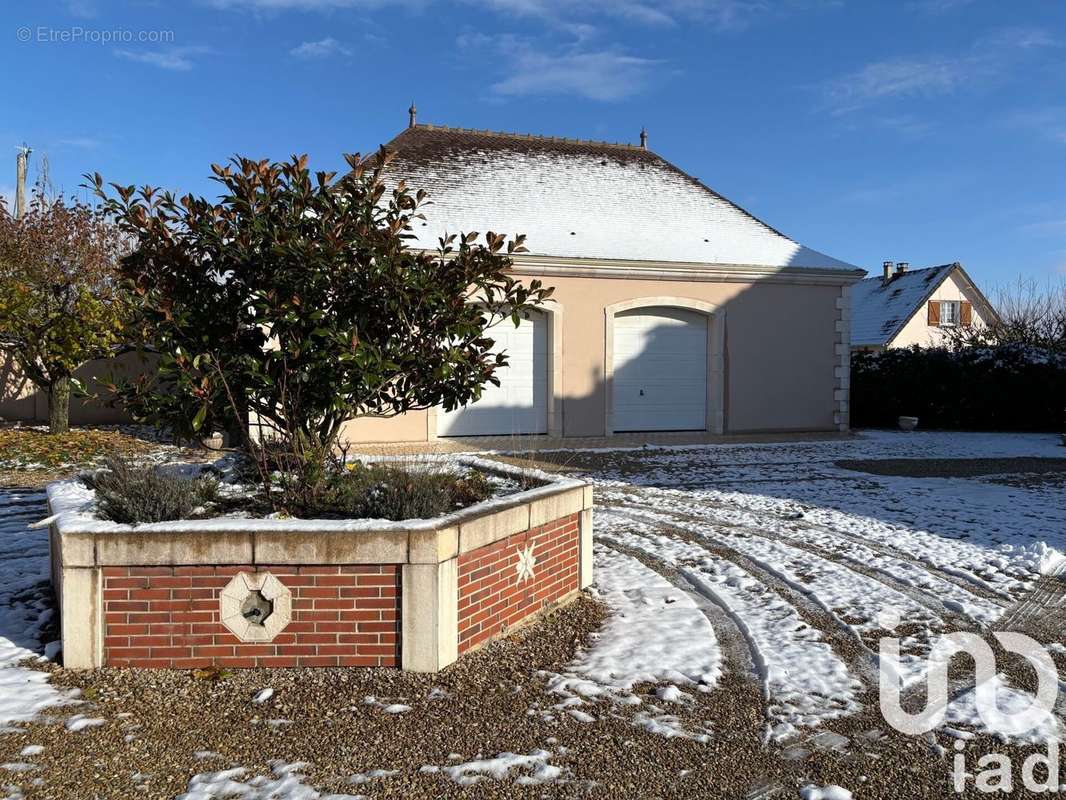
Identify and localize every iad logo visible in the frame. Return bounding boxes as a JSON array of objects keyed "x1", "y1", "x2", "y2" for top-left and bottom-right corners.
[{"x1": 878, "y1": 611, "x2": 1062, "y2": 794}]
